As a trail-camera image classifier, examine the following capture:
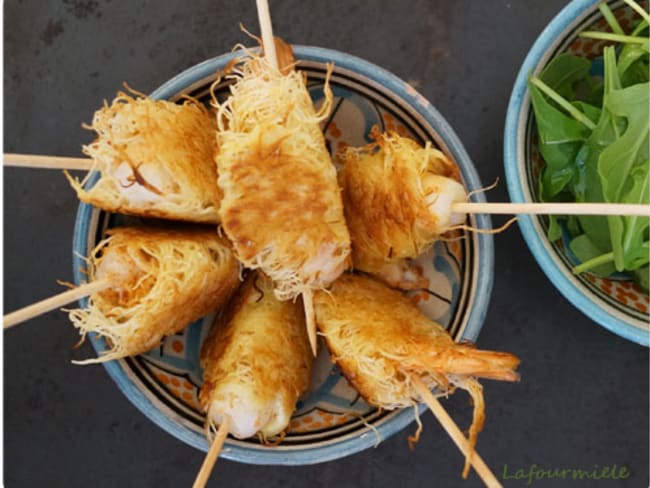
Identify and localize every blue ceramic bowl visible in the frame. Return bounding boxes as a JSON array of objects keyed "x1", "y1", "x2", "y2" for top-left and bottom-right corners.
[
  {"x1": 504, "y1": 0, "x2": 649, "y2": 346},
  {"x1": 73, "y1": 46, "x2": 494, "y2": 464}
]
